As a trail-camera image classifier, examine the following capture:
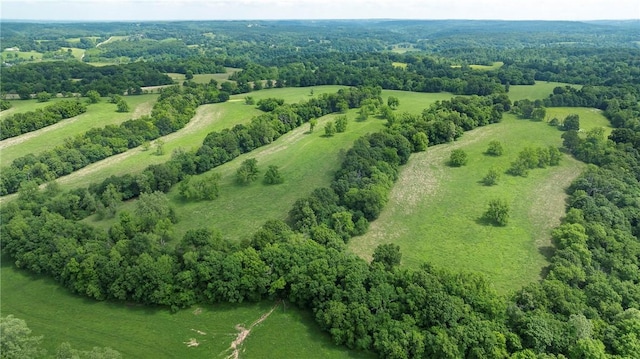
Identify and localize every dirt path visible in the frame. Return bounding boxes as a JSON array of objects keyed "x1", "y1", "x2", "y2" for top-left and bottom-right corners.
[
  {"x1": 55, "y1": 105, "x2": 221, "y2": 186},
  {"x1": 96, "y1": 36, "x2": 114, "y2": 48},
  {"x1": 223, "y1": 302, "x2": 280, "y2": 359}
]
